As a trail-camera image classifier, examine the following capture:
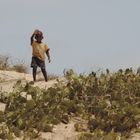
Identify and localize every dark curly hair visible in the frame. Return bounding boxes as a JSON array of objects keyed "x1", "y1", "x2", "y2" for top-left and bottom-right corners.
[{"x1": 35, "y1": 31, "x2": 43, "y2": 40}]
